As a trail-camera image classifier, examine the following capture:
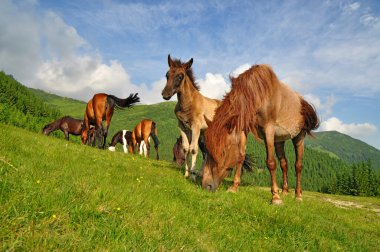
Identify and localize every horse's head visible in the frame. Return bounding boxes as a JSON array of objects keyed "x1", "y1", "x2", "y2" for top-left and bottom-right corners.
[
  {"x1": 42, "y1": 124, "x2": 52, "y2": 135},
  {"x1": 173, "y1": 136, "x2": 186, "y2": 166},
  {"x1": 161, "y1": 54, "x2": 193, "y2": 100},
  {"x1": 202, "y1": 128, "x2": 247, "y2": 192}
]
